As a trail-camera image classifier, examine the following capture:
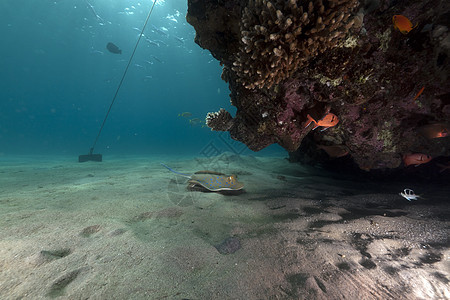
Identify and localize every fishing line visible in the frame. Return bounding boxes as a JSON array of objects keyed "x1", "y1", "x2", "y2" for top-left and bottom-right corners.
[{"x1": 87, "y1": 0, "x2": 157, "y2": 156}]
